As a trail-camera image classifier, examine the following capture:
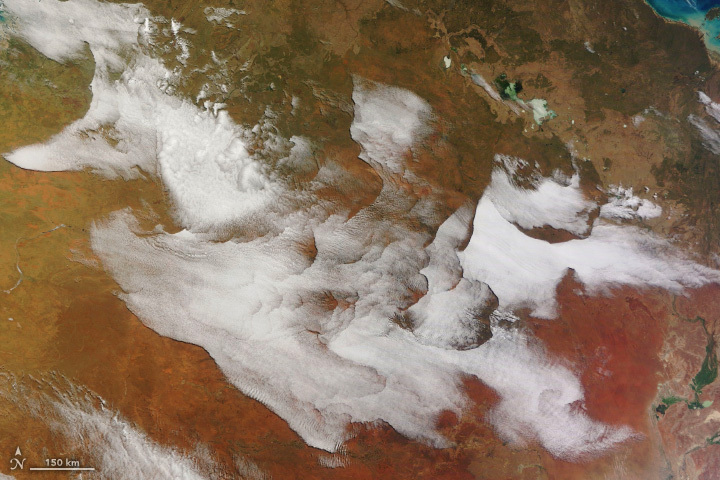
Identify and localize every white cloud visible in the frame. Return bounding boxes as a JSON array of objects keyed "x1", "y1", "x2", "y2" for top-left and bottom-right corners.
[
  {"x1": 1, "y1": 0, "x2": 155, "y2": 176},
  {"x1": 49, "y1": 395, "x2": 215, "y2": 479},
  {"x1": 689, "y1": 114, "x2": 720, "y2": 155},
  {"x1": 0, "y1": 372, "x2": 226, "y2": 480},
  {"x1": 89, "y1": 179, "x2": 654, "y2": 461},
  {"x1": 350, "y1": 78, "x2": 432, "y2": 175},
  {"x1": 204, "y1": 7, "x2": 246, "y2": 24},
  {"x1": 2, "y1": 0, "x2": 282, "y2": 233},
  {"x1": 460, "y1": 168, "x2": 720, "y2": 318},
  {"x1": 698, "y1": 91, "x2": 720, "y2": 124},
  {"x1": 407, "y1": 204, "x2": 498, "y2": 351},
  {"x1": 600, "y1": 185, "x2": 662, "y2": 221},
  {"x1": 6, "y1": 0, "x2": 720, "y2": 465},
  {"x1": 2, "y1": 0, "x2": 142, "y2": 65},
  {"x1": 487, "y1": 154, "x2": 597, "y2": 236}
]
